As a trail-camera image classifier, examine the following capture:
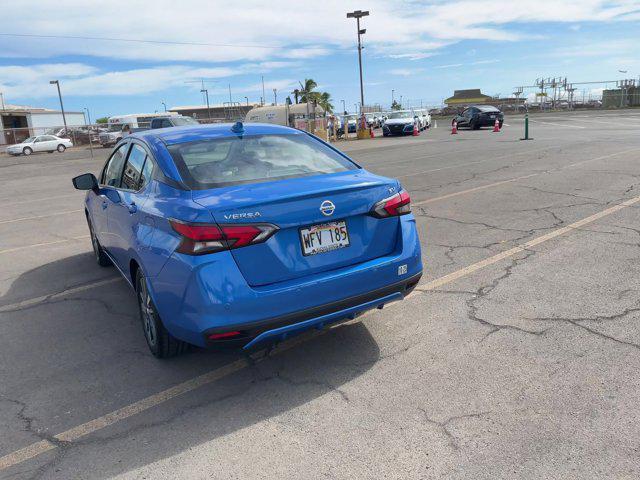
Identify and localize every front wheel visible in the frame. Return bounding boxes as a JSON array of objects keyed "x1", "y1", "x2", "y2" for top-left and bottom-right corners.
[
  {"x1": 136, "y1": 269, "x2": 188, "y2": 358},
  {"x1": 23, "y1": 147, "x2": 32, "y2": 156},
  {"x1": 57, "y1": 144, "x2": 66, "y2": 152}
]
